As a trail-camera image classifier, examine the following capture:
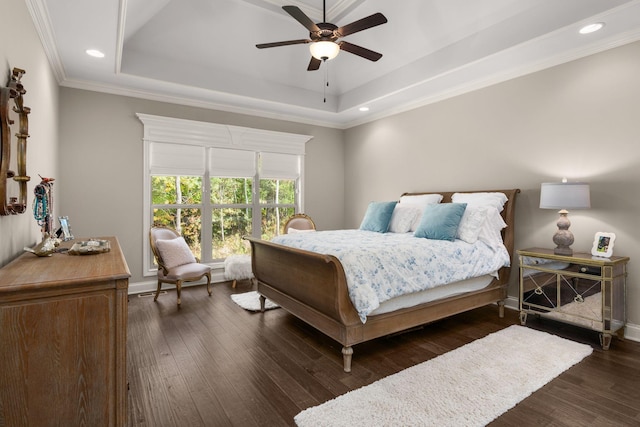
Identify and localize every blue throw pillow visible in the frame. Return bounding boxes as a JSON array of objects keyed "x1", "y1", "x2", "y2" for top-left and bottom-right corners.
[
  {"x1": 414, "y1": 203, "x2": 467, "y2": 241},
  {"x1": 359, "y1": 201, "x2": 398, "y2": 233}
]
